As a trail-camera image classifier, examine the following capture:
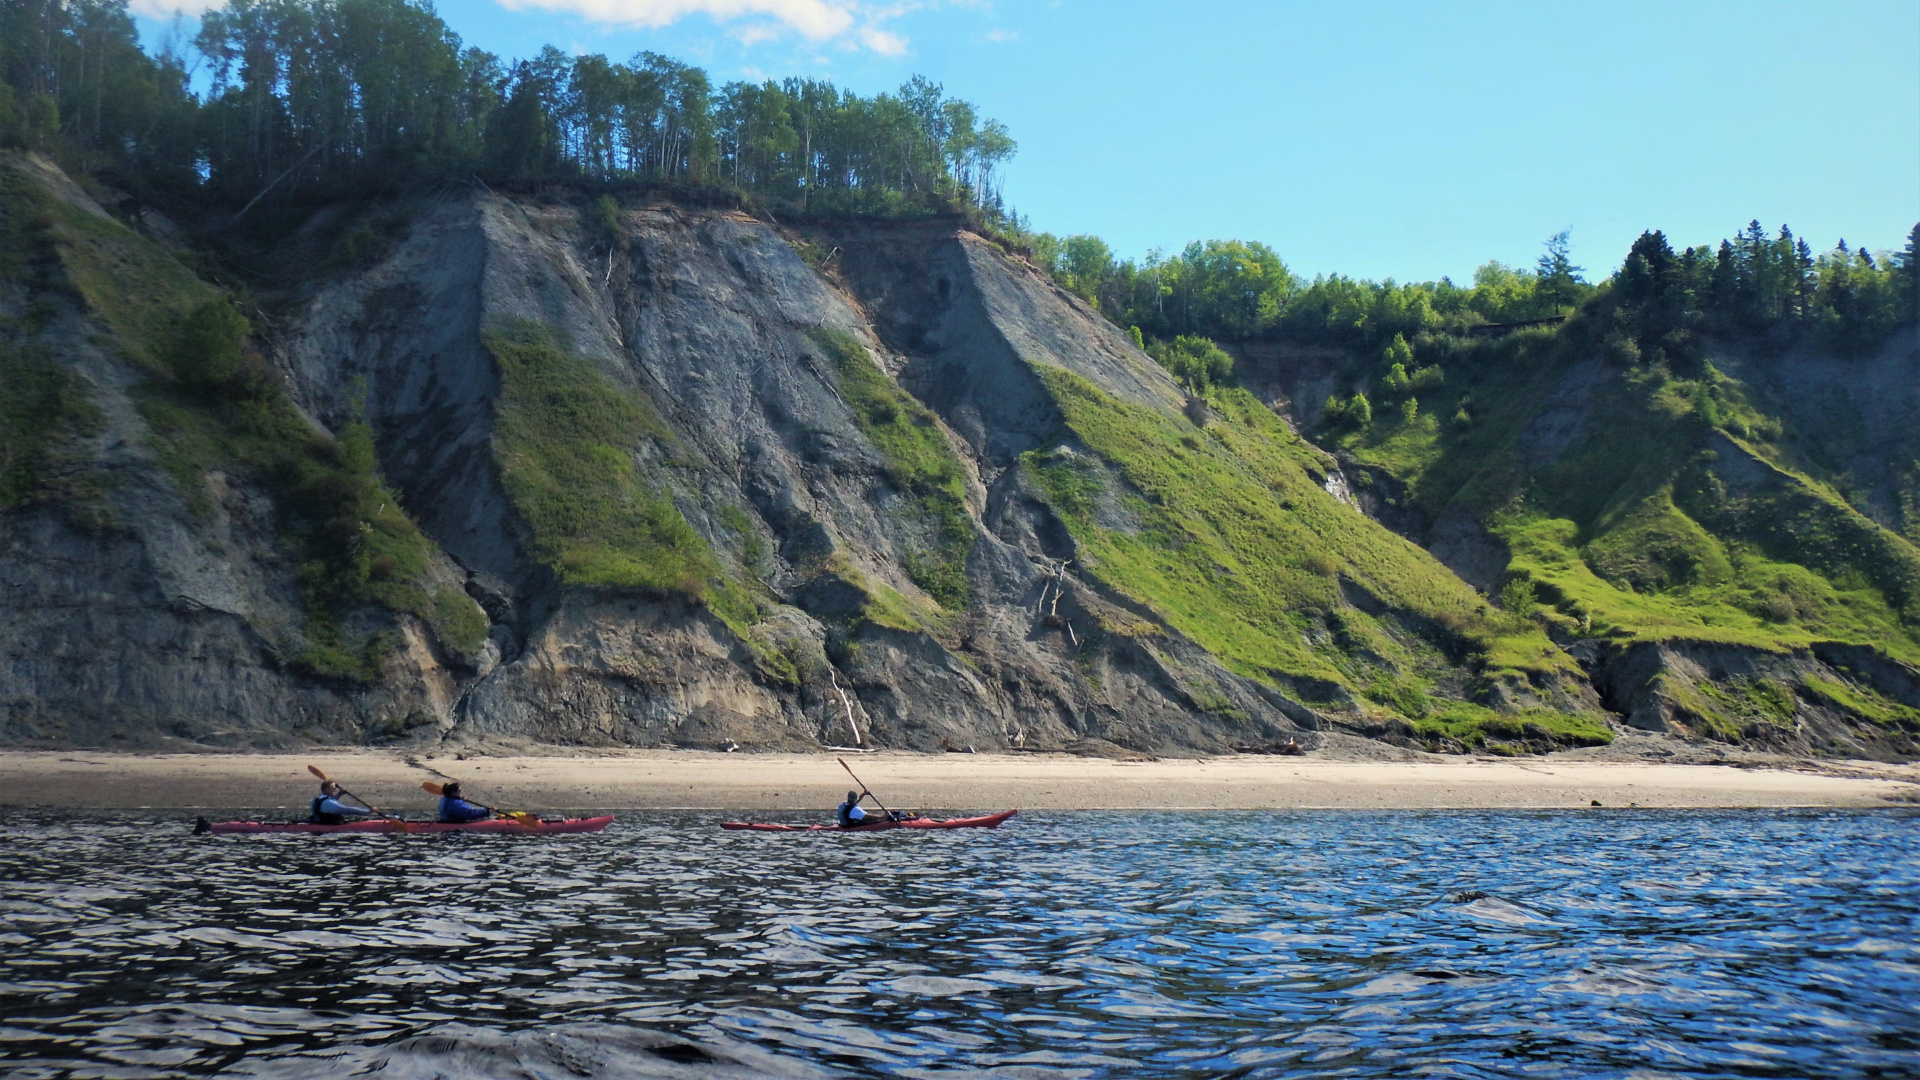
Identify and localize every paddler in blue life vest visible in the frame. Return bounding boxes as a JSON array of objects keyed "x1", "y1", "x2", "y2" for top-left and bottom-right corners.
[
  {"x1": 310, "y1": 780, "x2": 376, "y2": 825},
  {"x1": 837, "y1": 790, "x2": 874, "y2": 828},
  {"x1": 837, "y1": 790, "x2": 916, "y2": 827},
  {"x1": 437, "y1": 782, "x2": 493, "y2": 823}
]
